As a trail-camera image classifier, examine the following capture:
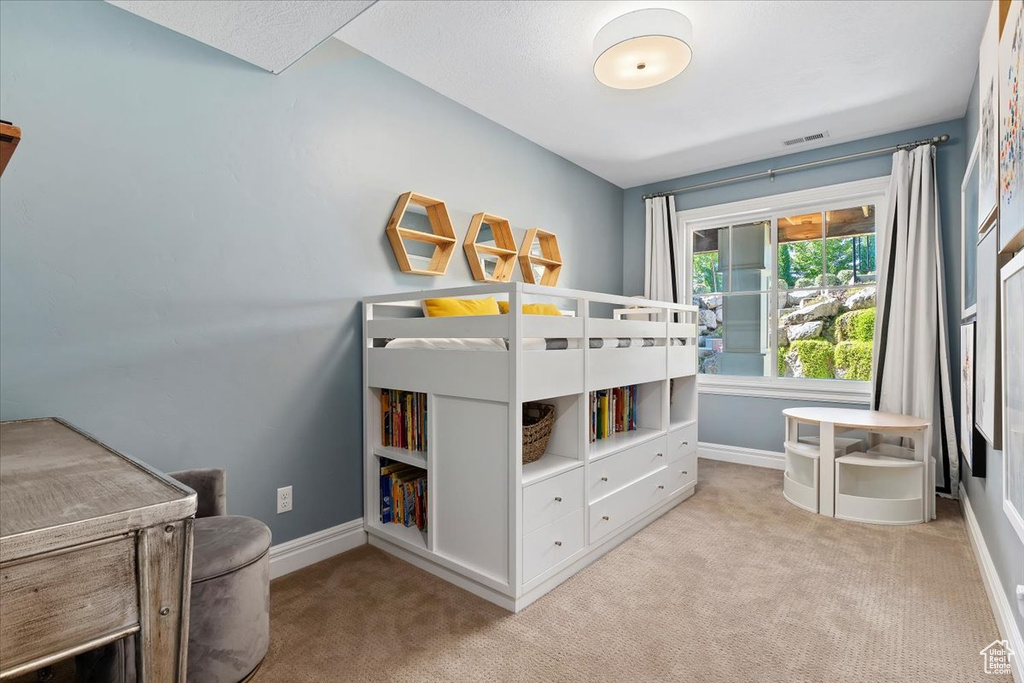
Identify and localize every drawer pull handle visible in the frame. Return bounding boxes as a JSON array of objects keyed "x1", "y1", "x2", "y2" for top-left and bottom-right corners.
[
  {"x1": 656, "y1": 452, "x2": 664, "y2": 458},
  {"x1": 657, "y1": 485, "x2": 665, "y2": 489},
  {"x1": 554, "y1": 540, "x2": 562, "y2": 547},
  {"x1": 681, "y1": 470, "x2": 688, "y2": 475},
  {"x1": 602, "y1": 515, "x2": 610, "y2": 521},
  {"x1": 682, "y1": 441, "x2": 689, "y2": 445},
  {"x1": 600, "y1": 476, "x2": 608, "y2": 482},
  {"x1": 554, "y1": 496, "x2": 562, "y2": 502}
]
